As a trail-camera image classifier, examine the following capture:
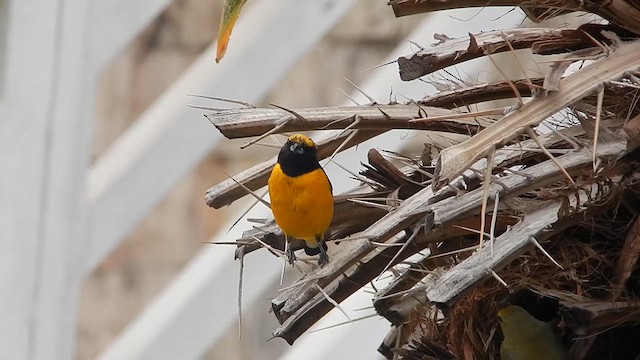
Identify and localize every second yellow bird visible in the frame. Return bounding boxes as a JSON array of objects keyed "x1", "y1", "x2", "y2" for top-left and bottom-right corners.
[
  {"x1": 268, "y1": 134, "x2": 333, "y2": 266},
  {"x1": 498, "y1": 305, "x2": 567, "y2": 360}
]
